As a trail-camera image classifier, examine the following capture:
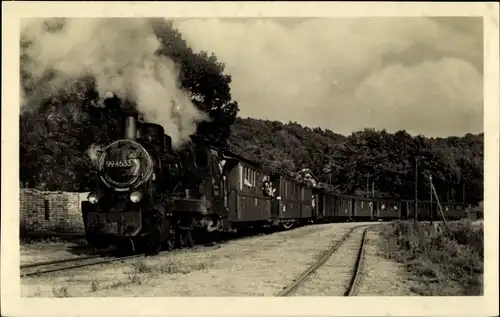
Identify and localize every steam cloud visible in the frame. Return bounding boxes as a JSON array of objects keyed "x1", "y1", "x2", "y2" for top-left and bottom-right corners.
[
  {"x1": 20, "y1": 18, "x2": 207, "y2": 149},
  {"x1": 86, "y1": 143, "x2": 104, "y2": 167}
]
